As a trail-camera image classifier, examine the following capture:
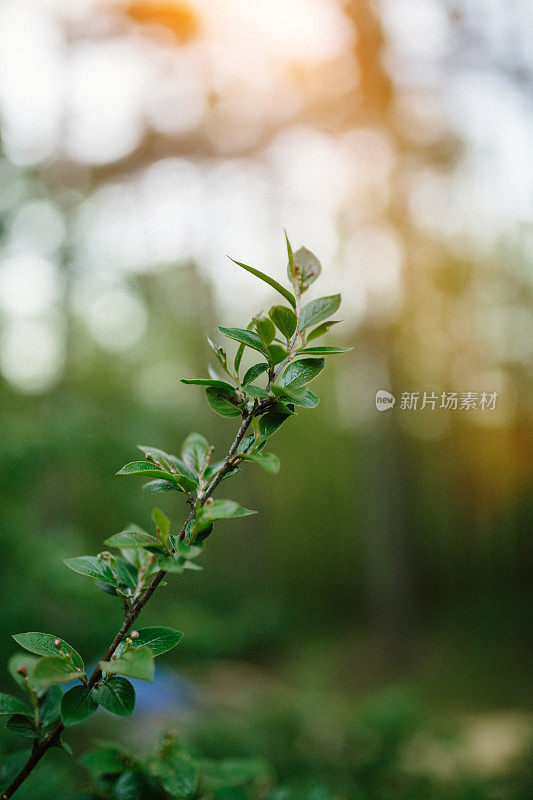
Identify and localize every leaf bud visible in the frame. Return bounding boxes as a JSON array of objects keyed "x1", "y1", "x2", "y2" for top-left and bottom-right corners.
[
  {"x1": 130, "y1": 630, "x2": 139, "y2": 639},
  {"x1": 16, "y1": 665, "x2": 27, "y2": 676}
]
